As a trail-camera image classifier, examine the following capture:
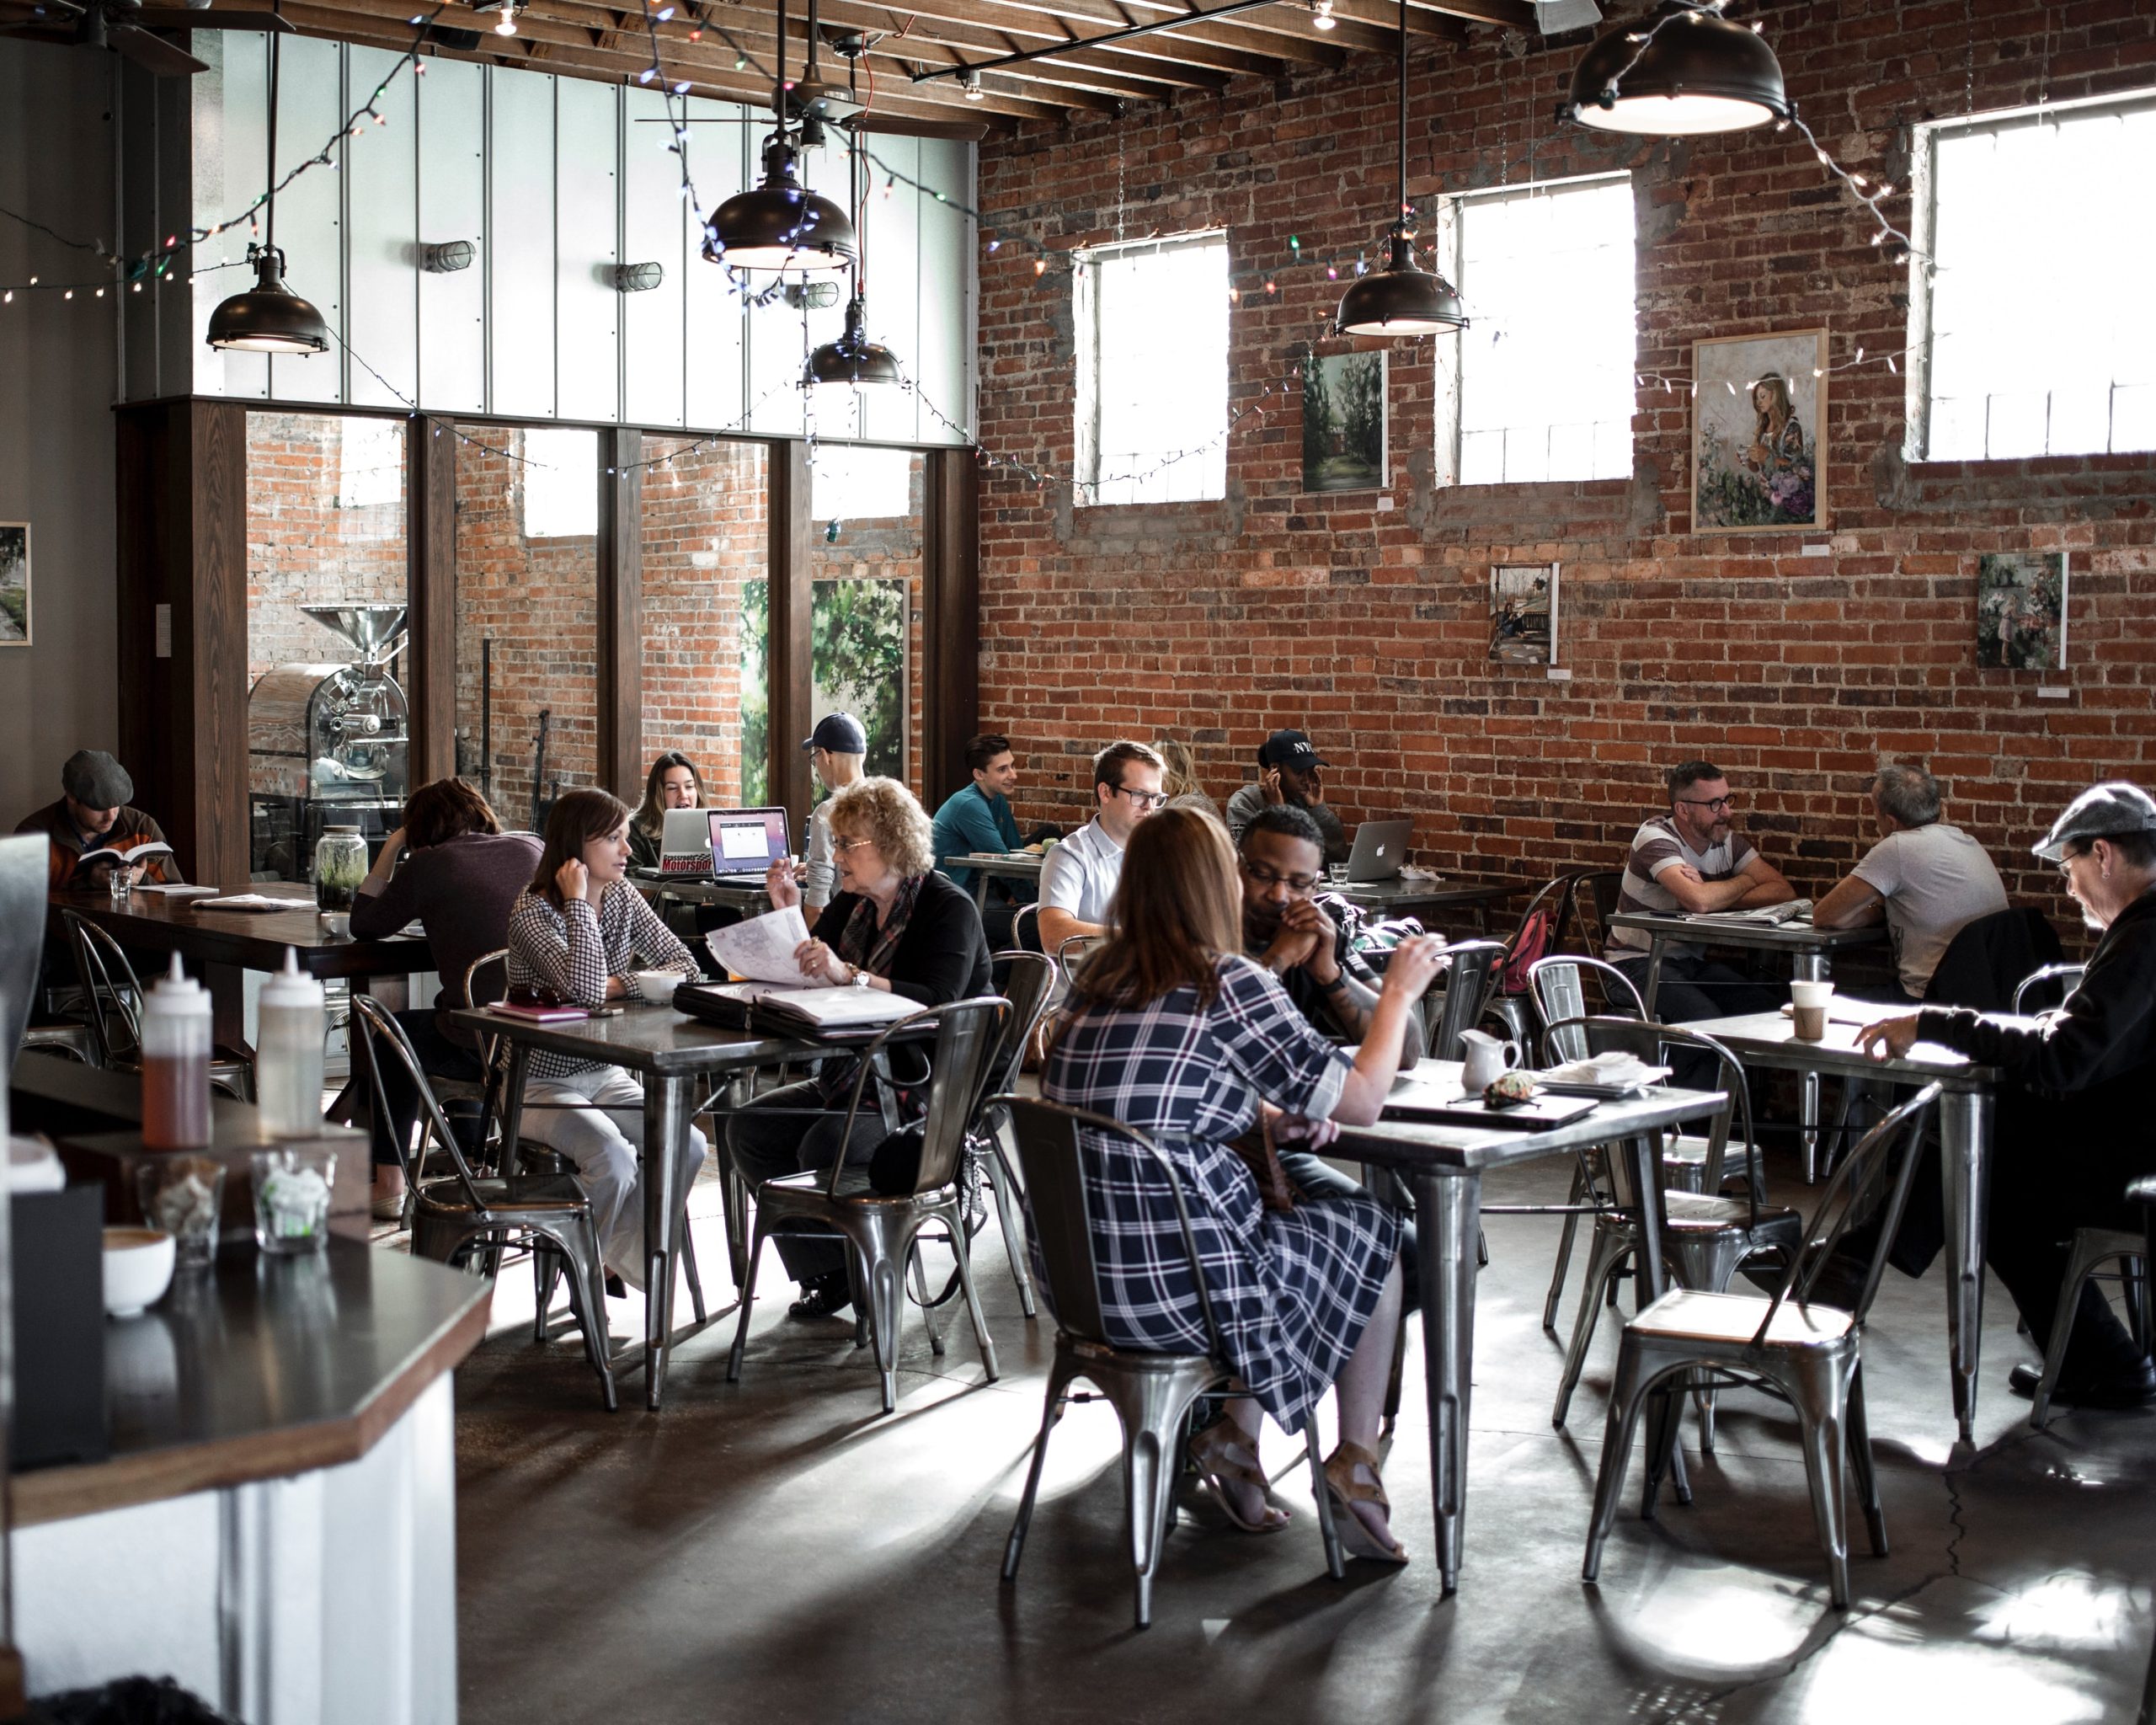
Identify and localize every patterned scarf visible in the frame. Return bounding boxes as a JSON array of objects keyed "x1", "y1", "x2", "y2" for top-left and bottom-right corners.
[{"x1": 836, "y1": 873, "x2": 923, "y2": 979}]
